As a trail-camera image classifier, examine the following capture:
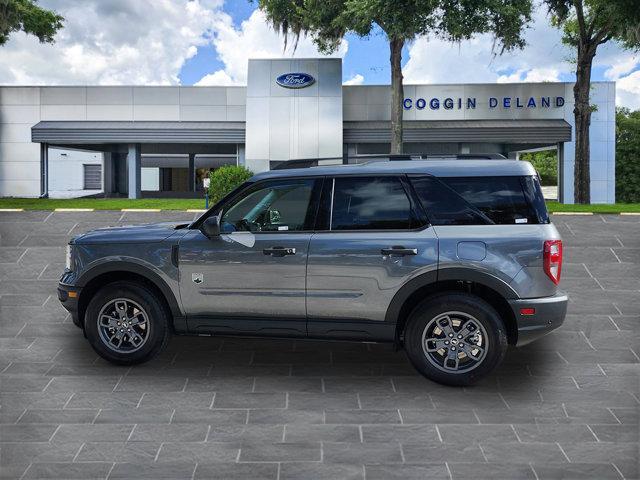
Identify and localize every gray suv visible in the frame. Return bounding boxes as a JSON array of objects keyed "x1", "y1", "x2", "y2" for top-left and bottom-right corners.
[{"x1": 59, "y1": 159, "x2": 567, "y2": 385}]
